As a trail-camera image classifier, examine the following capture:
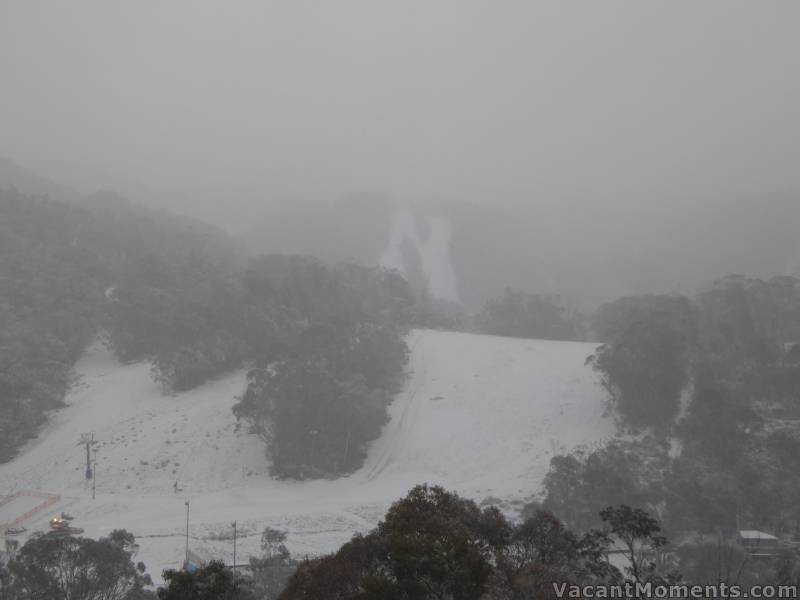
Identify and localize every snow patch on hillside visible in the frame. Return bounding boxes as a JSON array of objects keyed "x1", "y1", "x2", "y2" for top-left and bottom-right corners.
[
  {"x1": 0, "y1": 330, "x2": 614, "y2": 582},
  {"x1": 380, "y1": 207, "x2": 461, "y2": 303}
]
